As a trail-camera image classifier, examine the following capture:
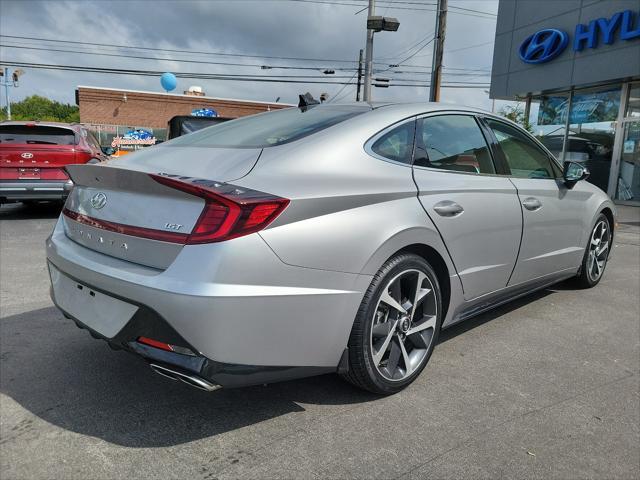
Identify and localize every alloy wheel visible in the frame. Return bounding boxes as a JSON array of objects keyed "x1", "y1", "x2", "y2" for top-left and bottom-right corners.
[
  {"x1": 369, "y1": 269, "x2": 438, "y2": 382},
  {"x1": 587, "y1": 219, "x2": 610, "y2": 283}
]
